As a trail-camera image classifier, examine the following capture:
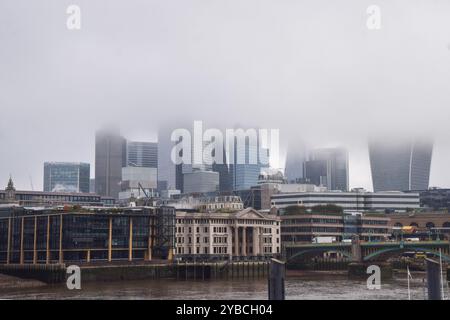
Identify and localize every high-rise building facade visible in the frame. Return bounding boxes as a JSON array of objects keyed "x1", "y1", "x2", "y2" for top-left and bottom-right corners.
[
  {"x1": 304, "y1": 147, "x2": 349, "y2": 191},
  {"x1": 183, "y1": 170, "x2": 220, "y2": 194},
  {"x1": 230, "y1": 137, "x2": 269, "y2": 191},
  {"x1": 284, "y1": 141, "x2": 309, "y2": 183},
  {"x1": 212, "y1": 146, "x2": 233, "y2": 193},
  {"x1": 369, "y1": 137, "x2": 433, "y2": 192},
  {"x1": 95, "y1": 127, "x2": 126, "y2": 199},
  {"x1": 43, "y1": 162, "x2": 90, "y2": 193},
  {"x1": 157, "y1": 127, "x2": 176, "y2": 191},
  {"x1": 126, "y1": 141, "x2": 158, "y2": 168}
]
